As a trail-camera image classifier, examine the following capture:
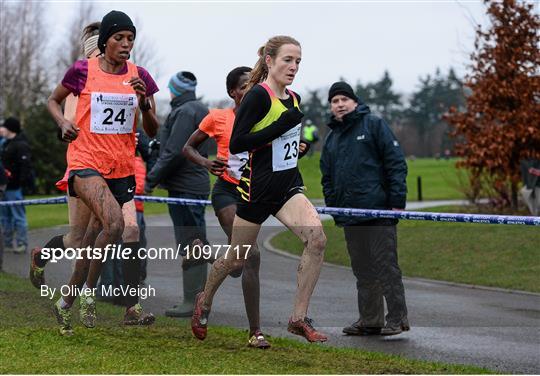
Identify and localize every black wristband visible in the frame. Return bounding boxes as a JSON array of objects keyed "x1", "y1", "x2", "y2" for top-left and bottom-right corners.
[{"x1": 140, "y1": 98, "x2": 151, "y2": 112}]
